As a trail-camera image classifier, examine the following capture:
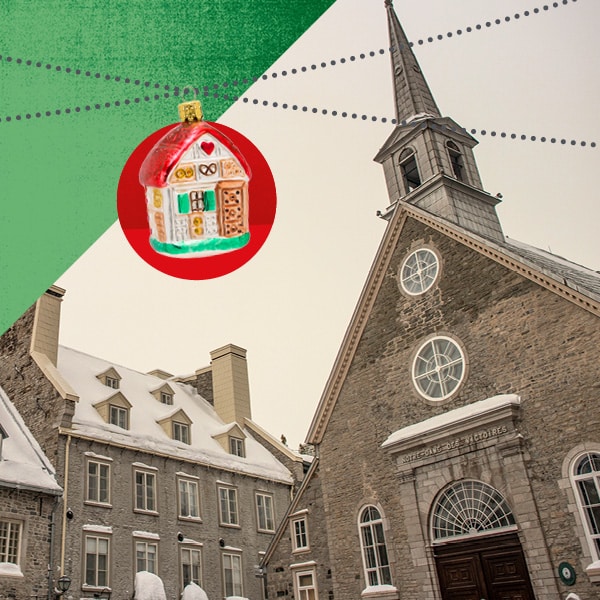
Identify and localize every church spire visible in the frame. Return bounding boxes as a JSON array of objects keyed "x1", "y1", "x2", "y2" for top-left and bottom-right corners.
[{"x1": 385, "y1": 0, "x2": 440, "y2": 122}]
